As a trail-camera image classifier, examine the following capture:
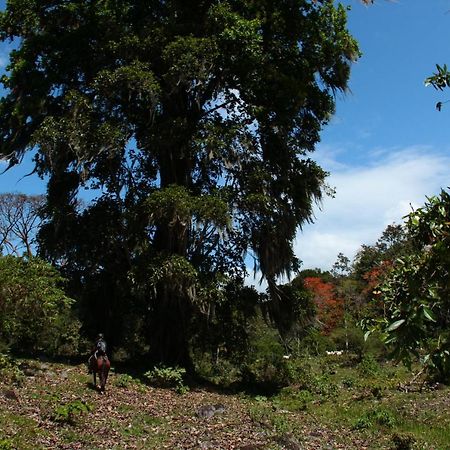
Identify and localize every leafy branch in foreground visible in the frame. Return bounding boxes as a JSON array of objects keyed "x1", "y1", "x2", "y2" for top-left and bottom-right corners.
[
  {"x1": 425, "y1": 64, "x2": 450, "y2": 111},
  {"x1": 364, "y1": 189, "x2": 450, "y2": 381}
]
